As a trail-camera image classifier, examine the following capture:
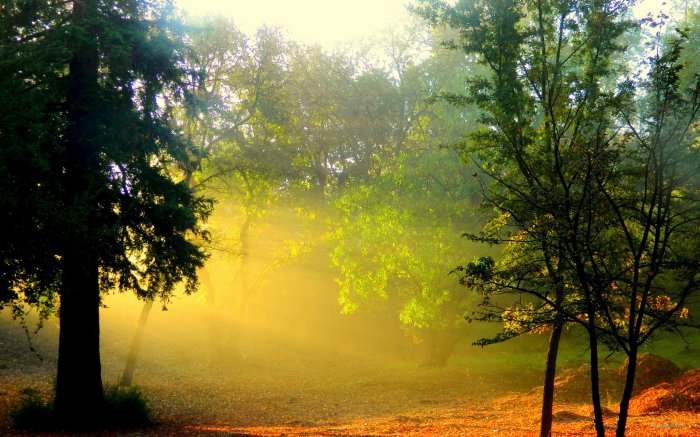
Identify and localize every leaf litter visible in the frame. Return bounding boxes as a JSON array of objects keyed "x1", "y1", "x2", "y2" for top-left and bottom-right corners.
[{"x1": 0, "y1": 317, "x2": 698, "y2": 436}]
